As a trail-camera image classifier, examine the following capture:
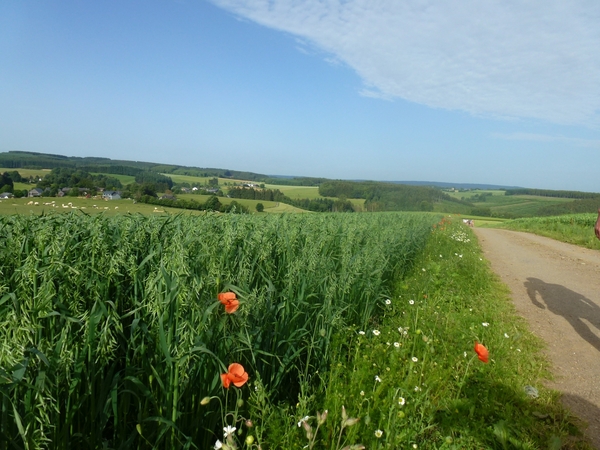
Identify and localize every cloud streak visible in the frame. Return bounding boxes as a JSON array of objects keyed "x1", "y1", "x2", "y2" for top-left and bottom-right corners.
[{"x1": 209, "y1": 0, "x2": 600, "y2": 126}]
